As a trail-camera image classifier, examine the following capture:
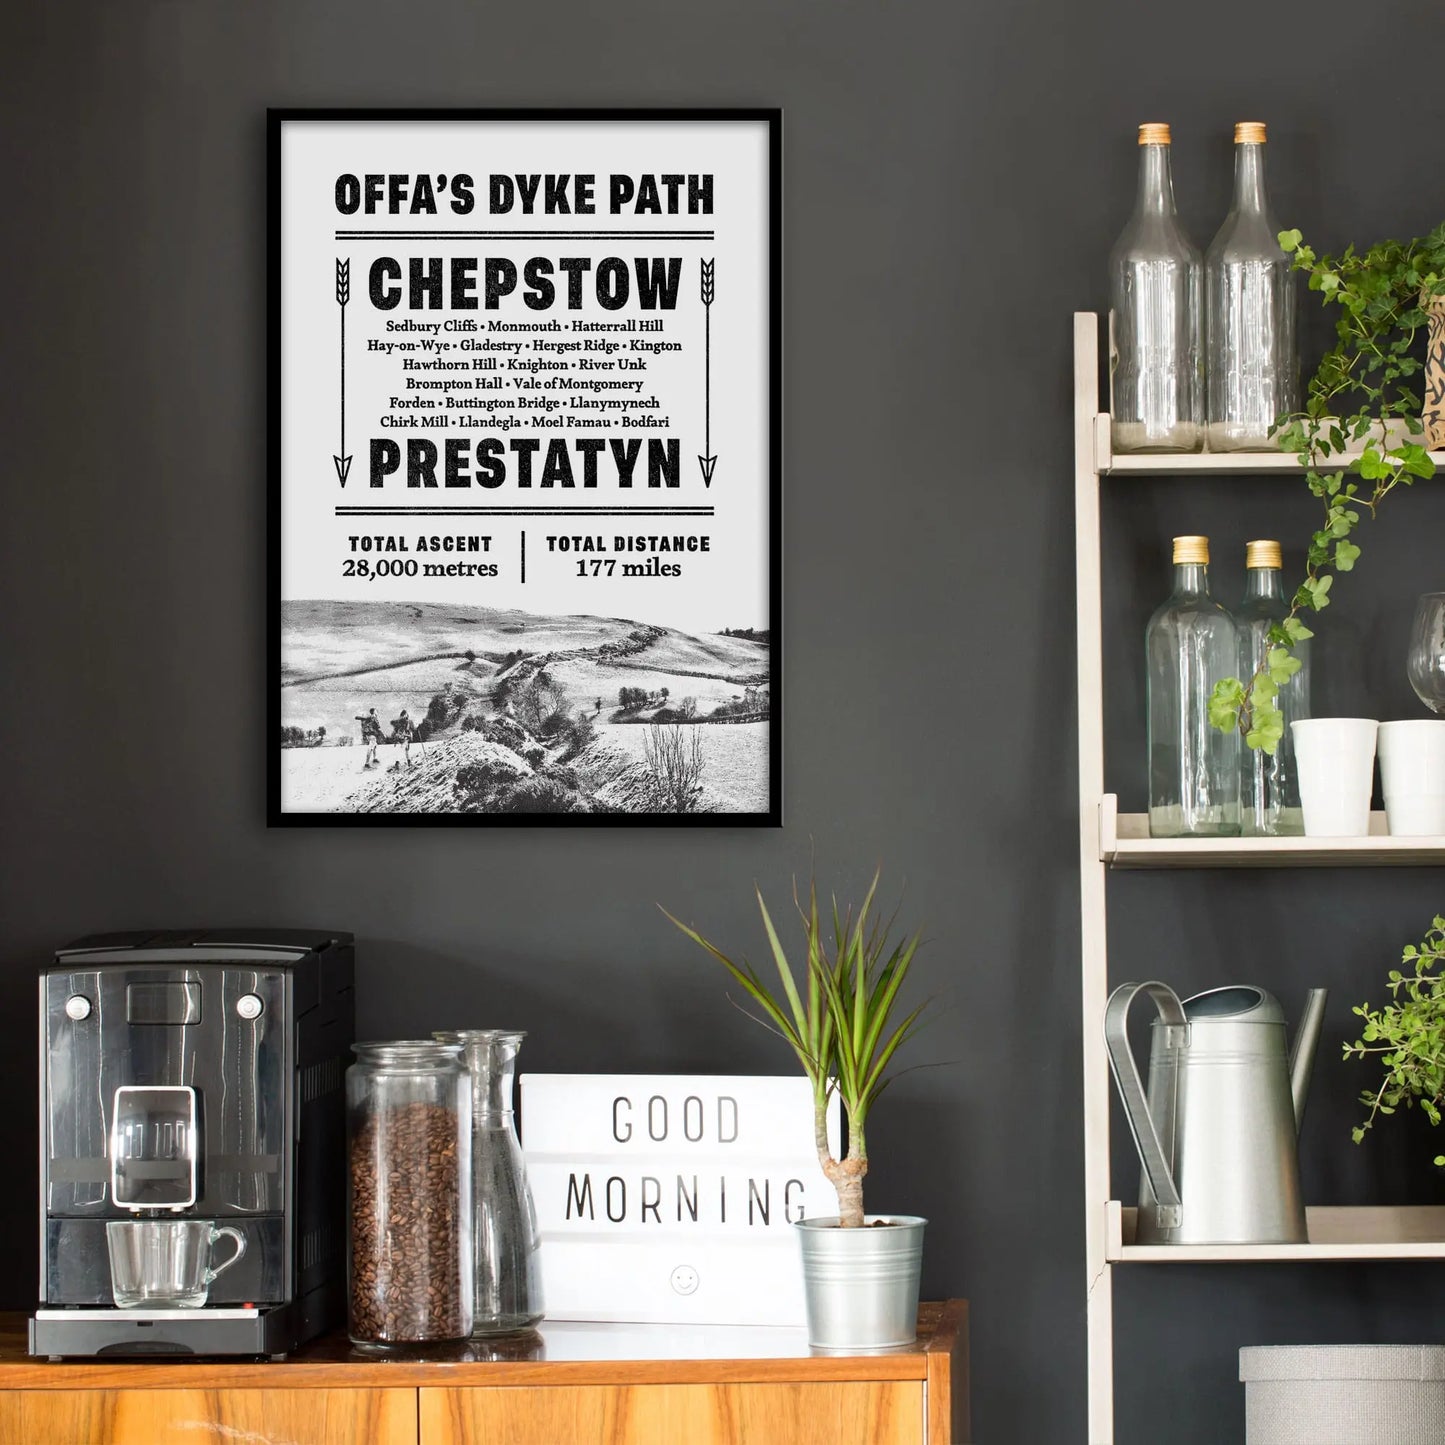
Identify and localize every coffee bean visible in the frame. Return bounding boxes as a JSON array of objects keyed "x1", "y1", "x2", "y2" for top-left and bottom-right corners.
[{"x1": 349, "y1": 1099, "x2": 467, "y2": 1343}]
